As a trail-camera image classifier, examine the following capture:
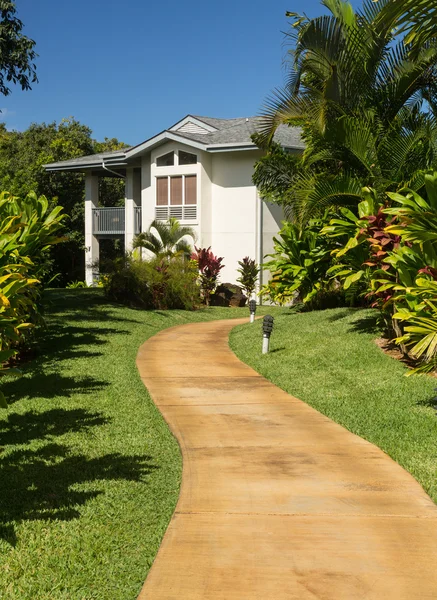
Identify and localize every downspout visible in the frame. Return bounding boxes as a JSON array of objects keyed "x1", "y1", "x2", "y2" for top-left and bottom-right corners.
[
  {"x1": 101, "y1": 158, "x2": 126, "y2": 179},
  {"x1": 256, "y1": 189, "x2": 263, "y2": 305}
]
